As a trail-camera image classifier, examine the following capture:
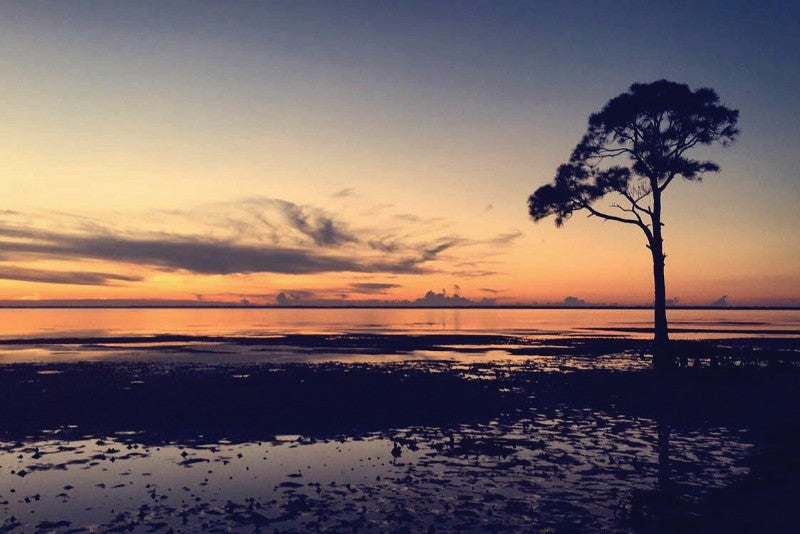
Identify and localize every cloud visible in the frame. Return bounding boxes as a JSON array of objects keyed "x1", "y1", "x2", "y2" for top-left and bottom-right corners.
[
  {"x1": 164, "y1": 196, "x2": 501, "y2": 261},
  {"x1": 367, "y1": 238, "x2": 400, "y2": 253},
  {"x1": 450, "y1": 260, "x2": 501, "y2": 278},
  {"x1": 0, "y1": 266, "x2": 141, "y2": 286},
  {"x1": 168, "y1": 197, "x2": 358, "y2": 248},
  {"x1": 562, "y1": 296, "x2": 586, "y2": 306},
  {"x1": 0, "y1": 222, "x2": 58, "y2": 242},
  {"x1": 331, "y1": 188, "x2": 356, "y2": 198},
  {"x1": 0, "y1": 233, "x2": 428, "y2": 275},
  {"x1": 486, "y1": 230, "x2": 523, "y2": 246},
  {"x1": 276, "y1": 290, "x2": 317, "y2": 305},
  {"x1": 711, "y1": 295, "x2": 728, "y2": 307},
  {"x1": 272, "y1": 287, "x2": 498, "y2": 307},
  {"x1": 276, "y1": 201, "x2": 359, "y2": 247},
  {"x1": 420, "y1": 237, "x2": 464, "y2": 260},
  {"x1": 413, "y1": 289, "x2": 496, "y2": 307},
  {"x1": 349, "y1": 282, "x2": 402, "y2": 294},
  {"x1": 451, "y1": 268, "x2": 498, "y2": 278},
  {"x1": 0, "y1": 213, "x2": 430, "y2": 276},
  {"x1": 393, "y1": 213, "x2": 444, "y2": 225},
  {"x1": 393, "y1": 213, "x2": 421, "y2": 222},
  {"x1": 480, "y1": 288, "x2": 501, "y2": 294},
  {"x1": 0, "y1": 195, "x2": 509, "y2": 284}
]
